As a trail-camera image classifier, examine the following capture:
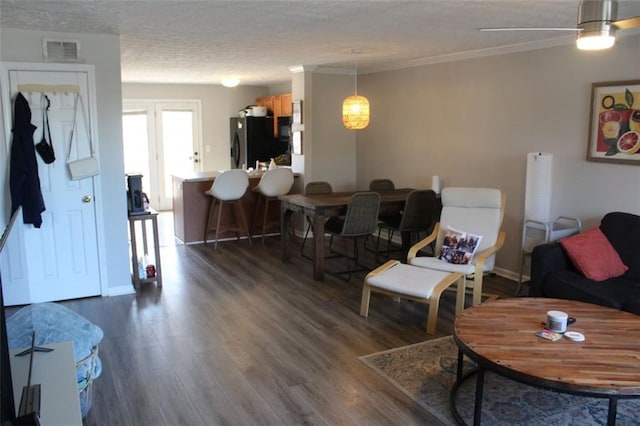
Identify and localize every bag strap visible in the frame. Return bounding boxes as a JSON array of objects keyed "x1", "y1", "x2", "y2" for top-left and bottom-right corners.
[
  {"x1": 67, "y1": 93, "x2": 95, "y2": 161},
  {"x1": 40, "y1": 94, "x2": 53, "y2": 149}
]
